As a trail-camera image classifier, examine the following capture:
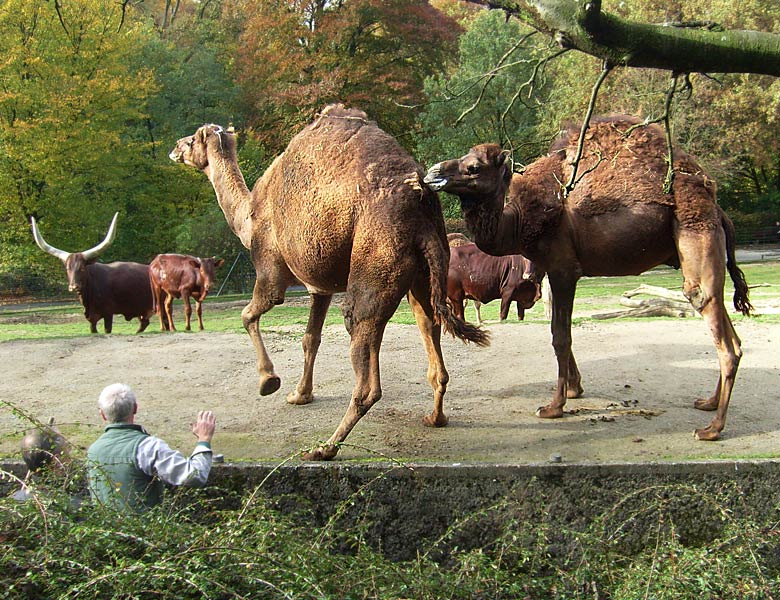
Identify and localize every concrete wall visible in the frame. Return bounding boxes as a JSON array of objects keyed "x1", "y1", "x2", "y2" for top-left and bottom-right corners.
[{"x1": 4, "y1": 459, "x2": 780, "y2": 561}]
